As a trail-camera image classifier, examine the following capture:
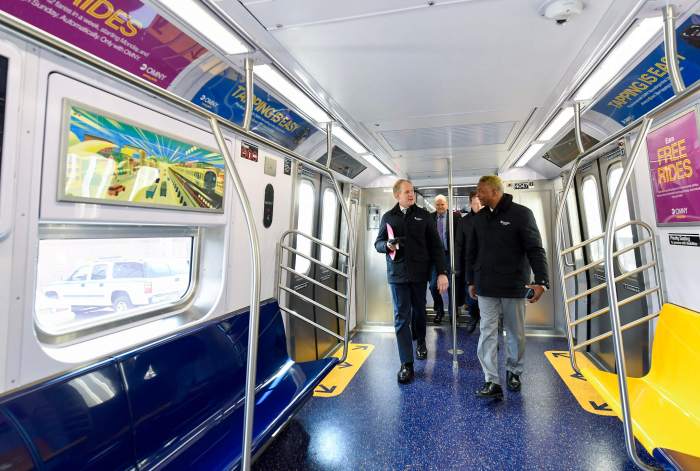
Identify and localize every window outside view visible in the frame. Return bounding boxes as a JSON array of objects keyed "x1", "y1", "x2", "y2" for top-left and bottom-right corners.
[{"x1": 35, "y1": 236, "x2": 193, "y2": 332}]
